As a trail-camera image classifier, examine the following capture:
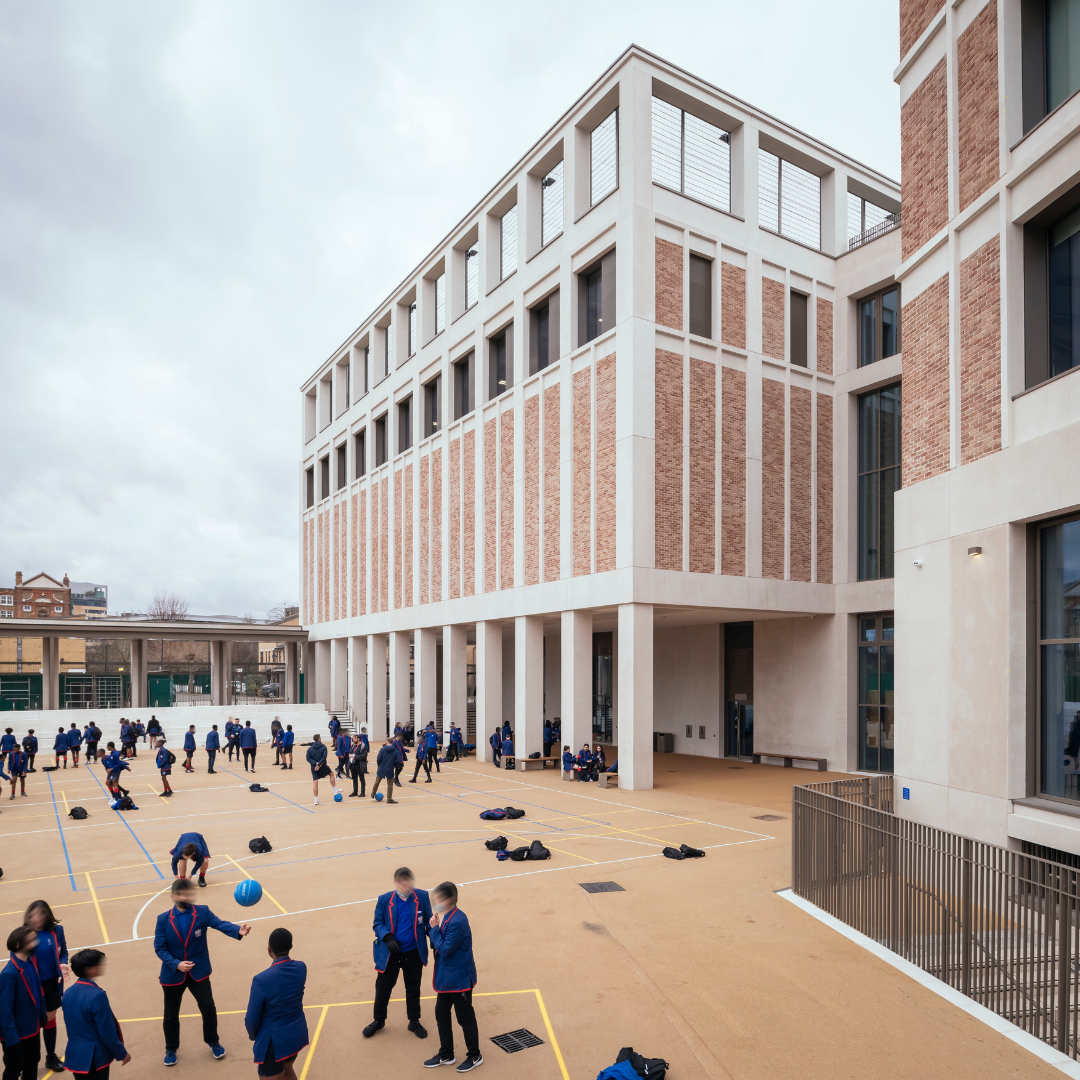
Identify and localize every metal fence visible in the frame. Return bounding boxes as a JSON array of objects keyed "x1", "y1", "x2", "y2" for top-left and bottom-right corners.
[
  {"x1": 848, "y1": 211, "x2": 901, "y2": 250},
  {"x1": 792, "y1": 781, "x2": 1080, "y2": 1057}
]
